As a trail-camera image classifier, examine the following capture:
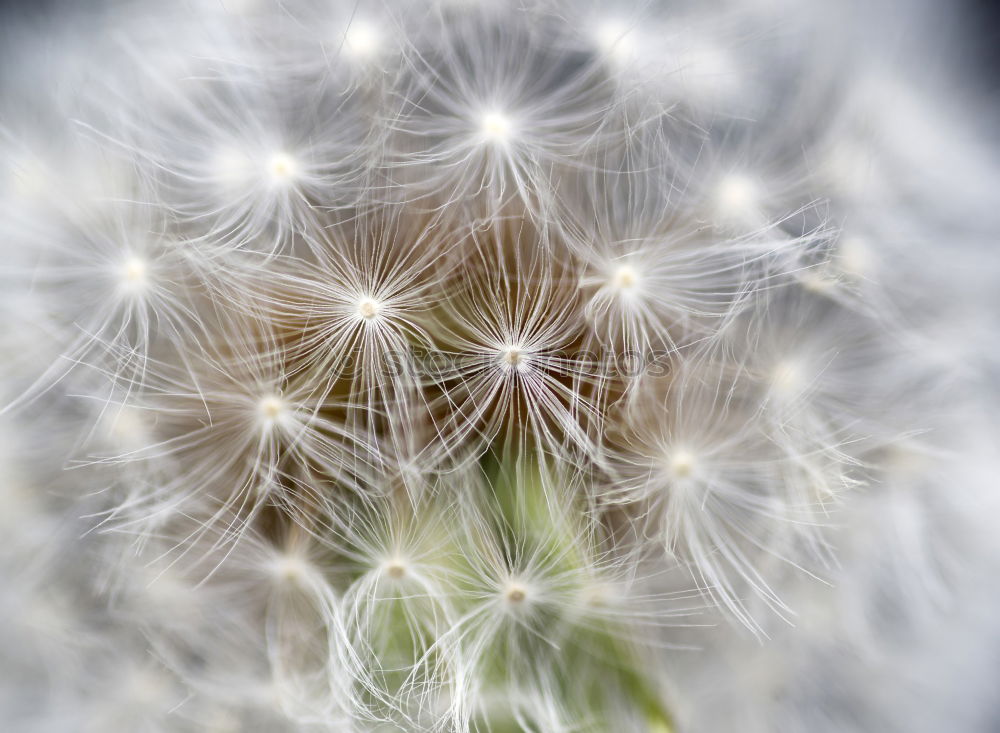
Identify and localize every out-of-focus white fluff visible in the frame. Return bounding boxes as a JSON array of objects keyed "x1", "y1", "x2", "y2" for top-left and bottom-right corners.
[{"x1": 1, "y1": 0, "x2": 999, "y2": 731}]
